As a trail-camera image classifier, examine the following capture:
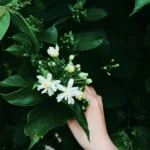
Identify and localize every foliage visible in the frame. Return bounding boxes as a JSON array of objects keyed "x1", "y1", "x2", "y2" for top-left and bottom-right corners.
[{"x1": 0, "y1": 0, "x2": 150, "y2": 150}]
